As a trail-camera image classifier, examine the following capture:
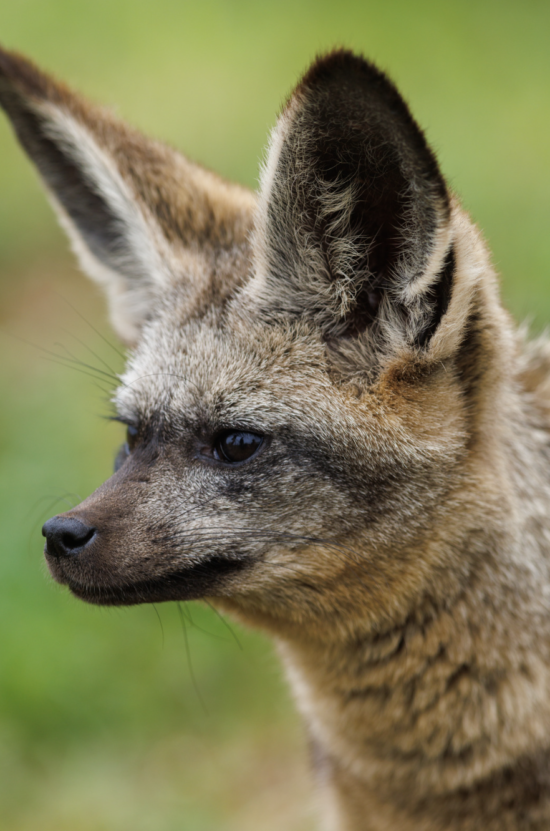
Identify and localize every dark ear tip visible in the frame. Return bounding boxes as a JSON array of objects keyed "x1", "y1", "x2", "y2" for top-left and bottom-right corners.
[
  {"x1": 295, "y1": 48, "x2": 392, "y2": 99},
  {"x1": 0, "y1": 44, "x2": 60, "y2": 103},
  {"x1": 288, "y1": 47, "x2": 448, "y2": 213}
]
